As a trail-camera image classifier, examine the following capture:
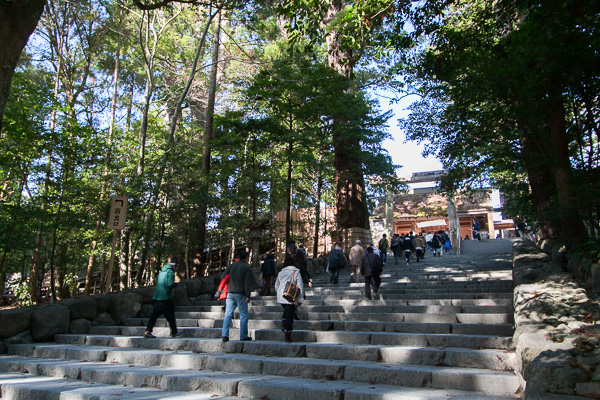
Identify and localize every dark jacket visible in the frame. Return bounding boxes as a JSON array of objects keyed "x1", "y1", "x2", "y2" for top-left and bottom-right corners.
[
  {"x1": 153, "y1": 263, "x2": 175, "y2": 301},
  {"x1": 432, "y1": 234, "x2": 443, "y2": 249},
  {"x1": 222, "y1": 260, "x2": 255, "y2": 297},
  {"x1": 328, "y1": 248, "x2": 347, "y2": 270},
  {"x1": 261, "y1": 258, "x2": 276, "y2": 277},
  {"x1": 360, "y1": 253, "x2": 383, "y2": 276},
  {"x1": 402, "y1": 237, "x2": 414, "y2": 251}
]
